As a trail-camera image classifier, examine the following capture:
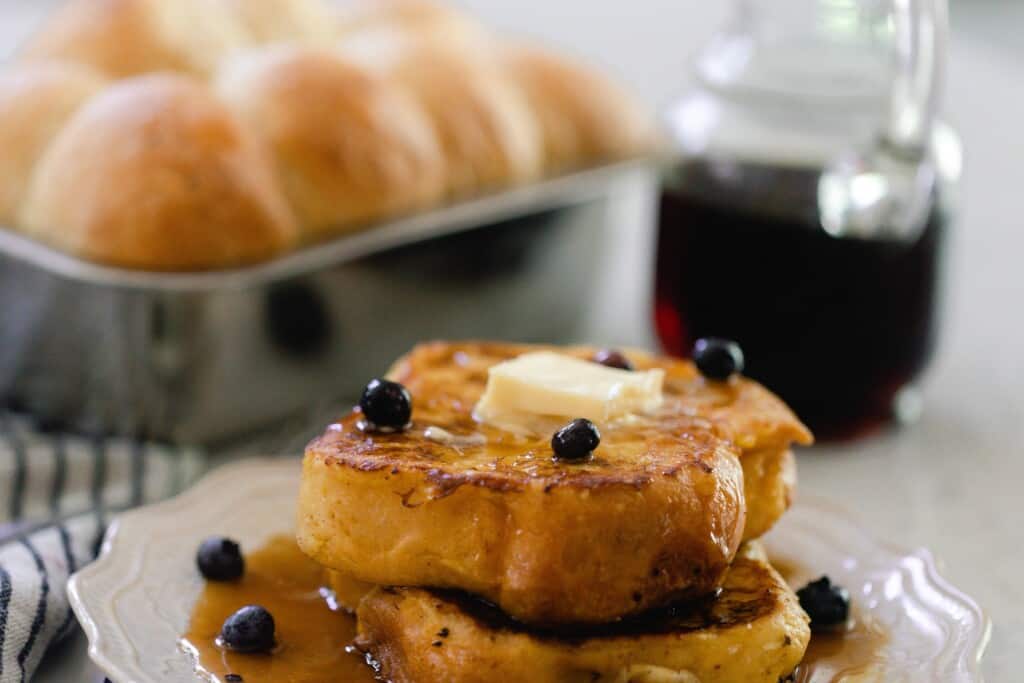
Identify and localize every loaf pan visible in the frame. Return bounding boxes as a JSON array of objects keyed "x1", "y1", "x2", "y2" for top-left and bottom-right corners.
[{"x1": 0, "y1": 160, "x2": 654, "y2": 445}]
